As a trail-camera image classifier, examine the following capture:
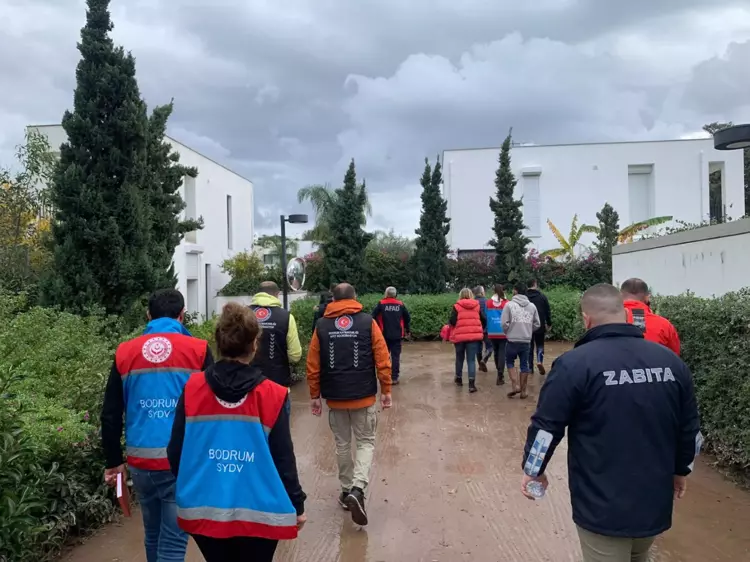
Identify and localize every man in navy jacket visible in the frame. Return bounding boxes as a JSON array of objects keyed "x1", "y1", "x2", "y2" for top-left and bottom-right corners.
[{"x1": 521, "y1": 283, "x2": 701, "y2": 562}]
